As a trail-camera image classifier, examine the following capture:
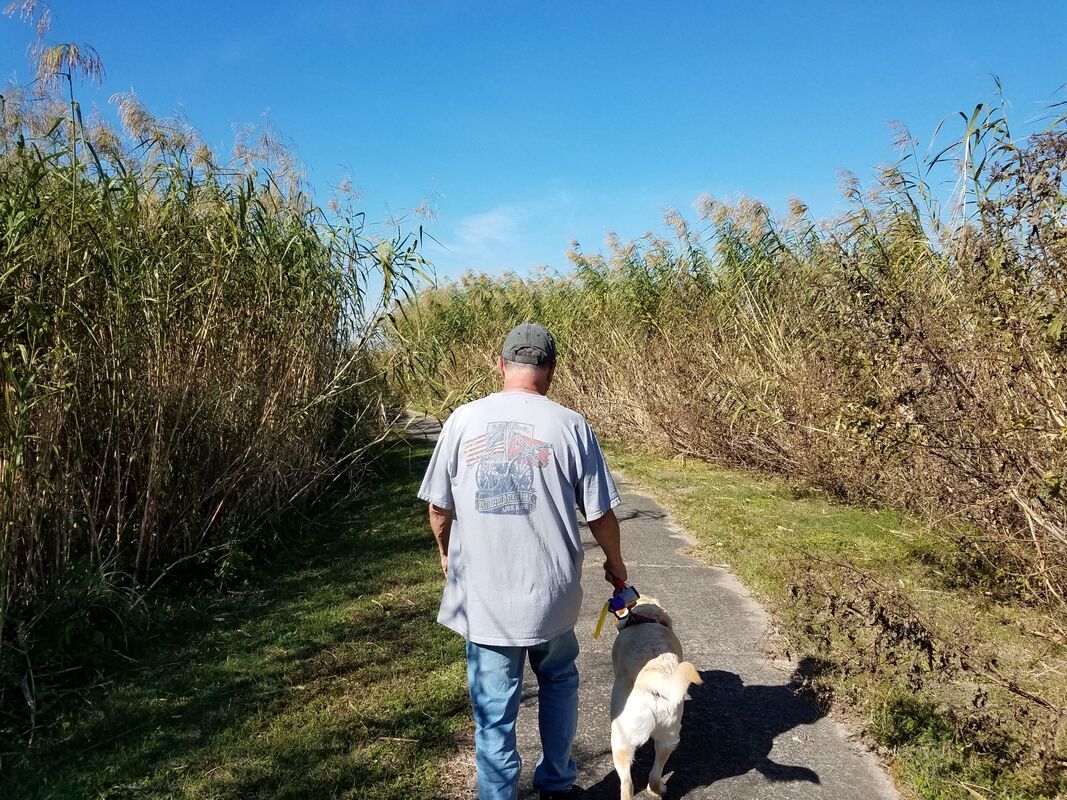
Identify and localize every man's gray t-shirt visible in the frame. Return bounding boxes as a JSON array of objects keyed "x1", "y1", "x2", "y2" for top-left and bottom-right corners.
[{"x1": 418, "y1": 392, "x2": 621, "y2": 646}]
